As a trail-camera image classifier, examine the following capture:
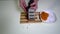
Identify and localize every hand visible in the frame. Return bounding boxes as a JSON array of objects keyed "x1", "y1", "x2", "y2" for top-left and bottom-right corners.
[
  {"x1": 19, "y1": 0, "x2": 27, "y2": 12},
  {"x1": 19, "y1": 0, "x2": 39, "y2": 12},
  {"x1": 30, "y1": 0, "x2": 39, "y2": 10}
]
